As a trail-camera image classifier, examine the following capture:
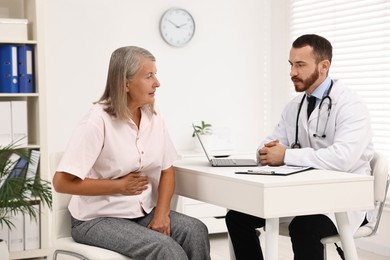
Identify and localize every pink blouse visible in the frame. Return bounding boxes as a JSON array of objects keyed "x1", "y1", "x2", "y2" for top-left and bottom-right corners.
[{"x1": 57, "y1": 104, "x2": 178, "y2": 221}]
